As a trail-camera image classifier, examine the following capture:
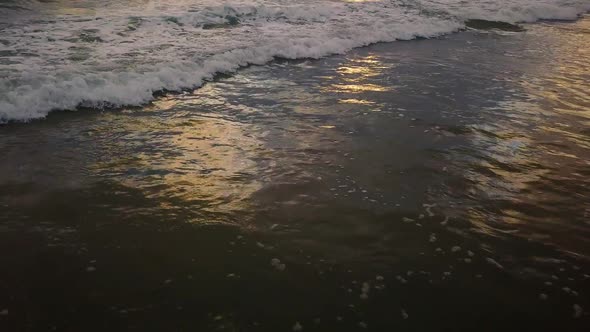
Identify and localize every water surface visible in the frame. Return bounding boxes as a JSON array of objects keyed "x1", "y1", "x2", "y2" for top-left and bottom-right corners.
[{"x1": 1, "y1": 5, "x2": 590, "y2": 332}]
